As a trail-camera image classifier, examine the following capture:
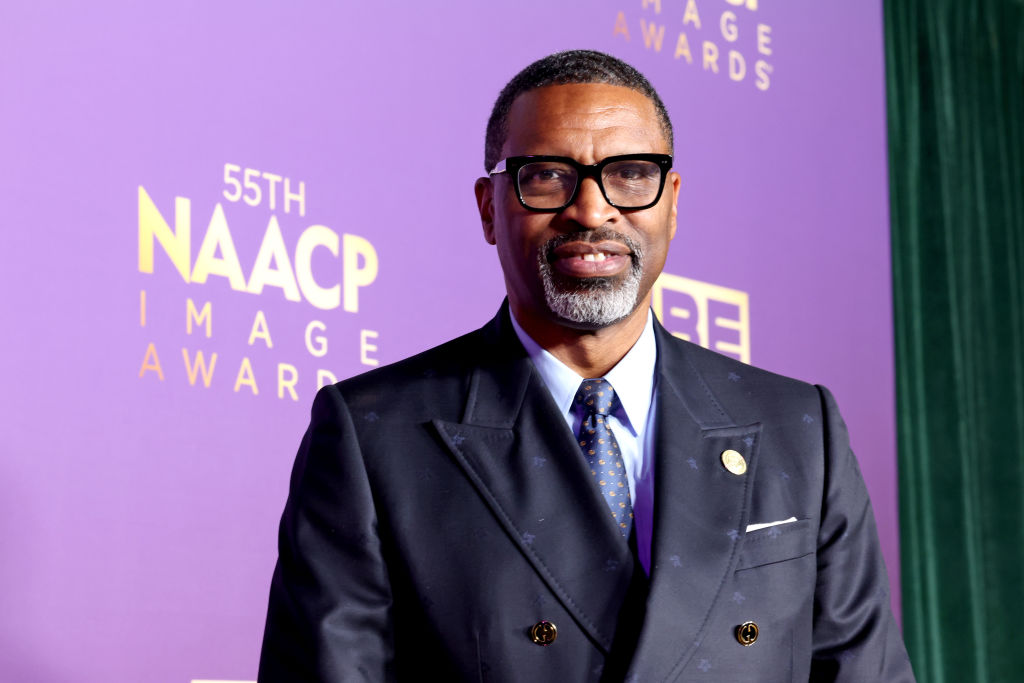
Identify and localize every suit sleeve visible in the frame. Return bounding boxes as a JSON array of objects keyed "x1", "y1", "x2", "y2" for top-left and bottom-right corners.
[
  {"x1": 258, "y1": 383, "x2": 395, "y2": 682},
  {"x1": 809, "y1": 385, "x2": 916, "y2": 682}
]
